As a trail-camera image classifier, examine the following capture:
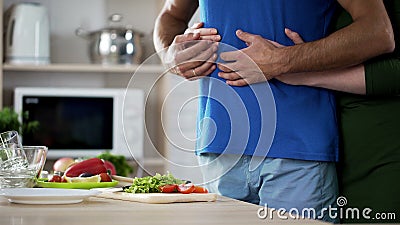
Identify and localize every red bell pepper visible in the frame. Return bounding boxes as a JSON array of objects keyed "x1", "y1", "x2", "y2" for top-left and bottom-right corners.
[{"x1": 64, "y1": 158, "x2": 107, "y2": 177}]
